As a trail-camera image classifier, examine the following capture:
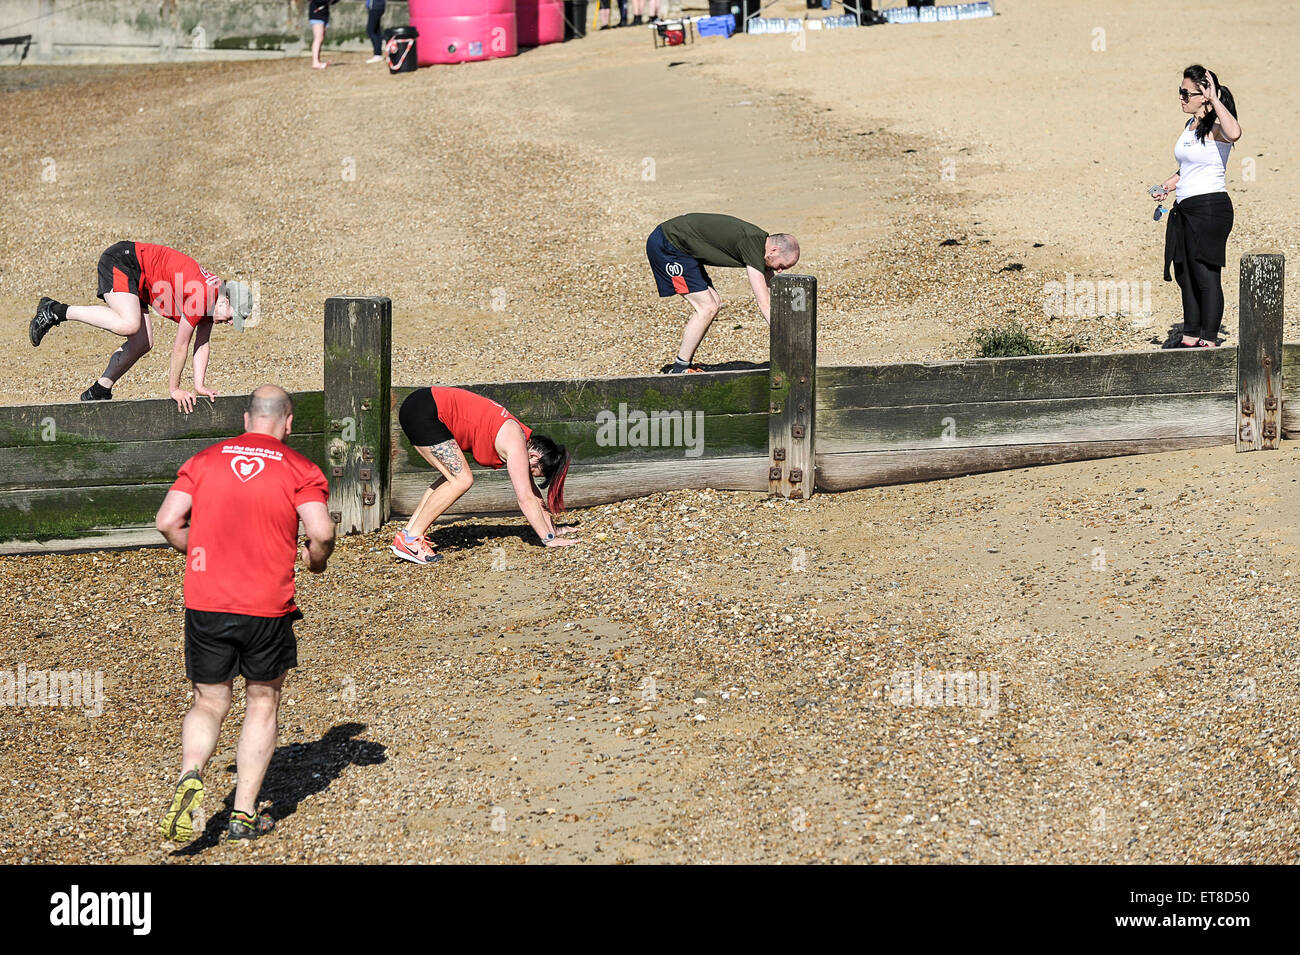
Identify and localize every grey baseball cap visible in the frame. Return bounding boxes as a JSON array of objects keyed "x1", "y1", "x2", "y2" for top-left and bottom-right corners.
[{"x1": 220, "y1": 280, "x2": 255, "y2": 331}]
